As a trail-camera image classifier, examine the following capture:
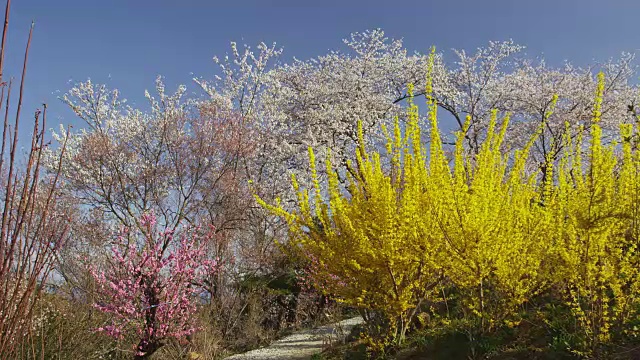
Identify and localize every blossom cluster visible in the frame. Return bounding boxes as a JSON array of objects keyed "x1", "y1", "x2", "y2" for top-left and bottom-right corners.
[{"x1": 89, "y1": 213, "x2": 219, "y2": 356}]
